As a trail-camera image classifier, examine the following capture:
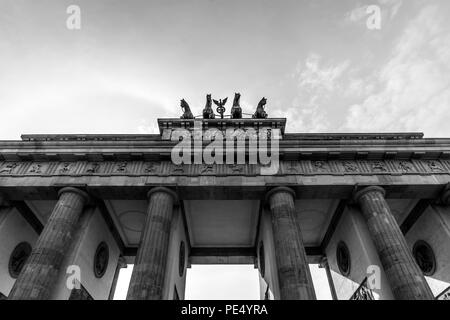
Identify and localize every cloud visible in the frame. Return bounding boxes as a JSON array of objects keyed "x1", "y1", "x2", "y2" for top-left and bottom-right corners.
[
  {"x1": 344, "y1": 5, "x2": 450, "y2": 136},
  {"x1": 379, "y1": 0, "x2": 403, "y2": 19},
  {"x1": 347, "y1": 6, "x2": 369, "y2": 23},
  {"x1": 345, "y1": 0, "x2": 403, "y2": 26},
  {"x1": 277, "y1": 54, "x2": 351, "y2": 132},
  {"x1": 137, "y1": 119, "x2": 161, "y2": 134},
  {"x1": 297, "y1": 54, "x2": 350, "y2": 92}
]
